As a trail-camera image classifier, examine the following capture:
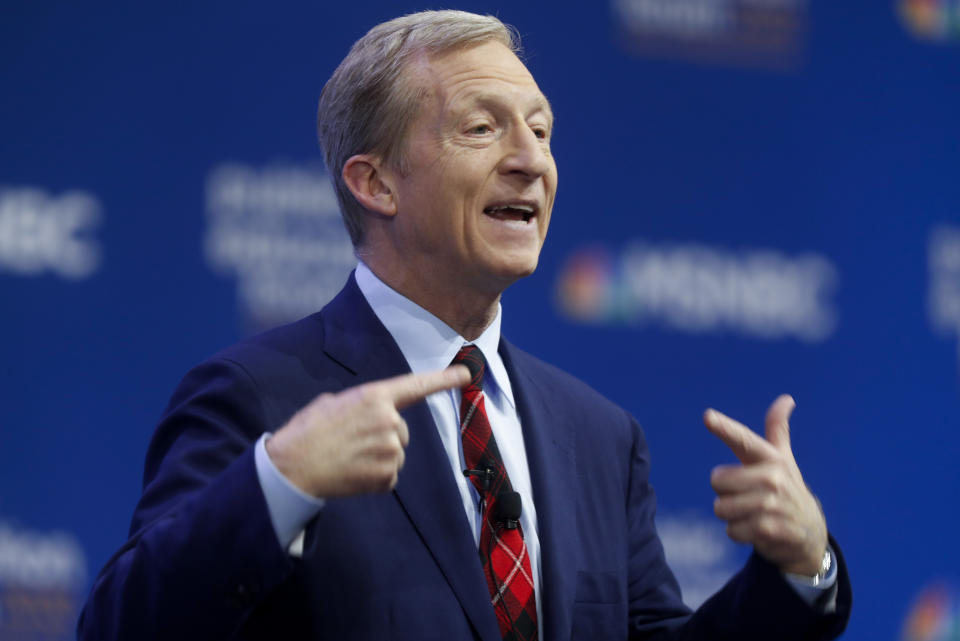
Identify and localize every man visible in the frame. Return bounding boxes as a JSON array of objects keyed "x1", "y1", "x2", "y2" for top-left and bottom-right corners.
[{"x1": 78, "y1": 10, "x2": 851, "y2": 640}]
